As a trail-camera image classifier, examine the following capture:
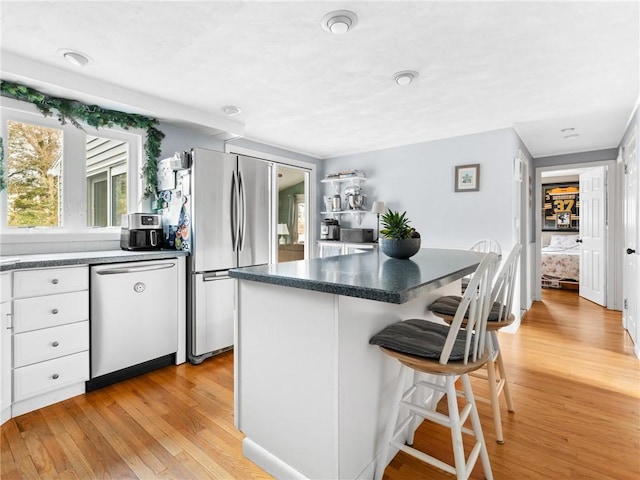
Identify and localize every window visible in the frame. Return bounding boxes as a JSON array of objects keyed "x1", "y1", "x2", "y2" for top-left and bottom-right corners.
[
  {"x1": 86, "y1": 136, "x2": 128, "y2": 227},
  {"x1": 295, "y1": 194, "x2": 305, "y2": 243},
  {"x1": 6, "y1": 120, "x2": 63, "y2": 227},
  {"x1": 1, "y1": 99, "x2": 143, "y2": 232}
]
